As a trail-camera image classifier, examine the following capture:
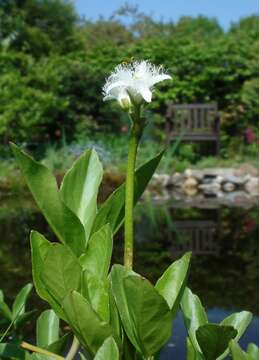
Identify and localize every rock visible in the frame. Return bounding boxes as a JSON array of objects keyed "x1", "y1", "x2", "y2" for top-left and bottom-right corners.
[
  {"x1": 222, "y1": 182, "x2": 236, "y2": 192},
  {"x1": 184, "y1": 187, "x2": 198, "y2": 197},
  {"x1": 169, "y1": 172, "x2": 186, "y2": 187},
  {"x1": 198, "y1": 182, "x2": 221, "y2": 194},
  {"x1": 182, "y1": 177, "x2": 198, "y2": 193},
  {"x1": 152, "y1": 173, "x2": 171, "y2": 187},
  {"x1": 222, "y1": 174, "x2": 248, "y2": 185},
  {"x1": 195, "y1": 168, "x2": 236, "y2": 177},
  {"x1": 215, "y1": 175, "x2": 224, "y2": 184},
  {"x1": 184, "y1": 169, "x2": 193, "y2": 178},
  {"x1": 244, "y1": 177, "x2": 259, "y2": 195},
  {"x1": 235, "y1": 163, "x2": 259, "y2": 177},
  {"x1": 184, "y1": 169, "x2": 204, "y2": 181}
]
